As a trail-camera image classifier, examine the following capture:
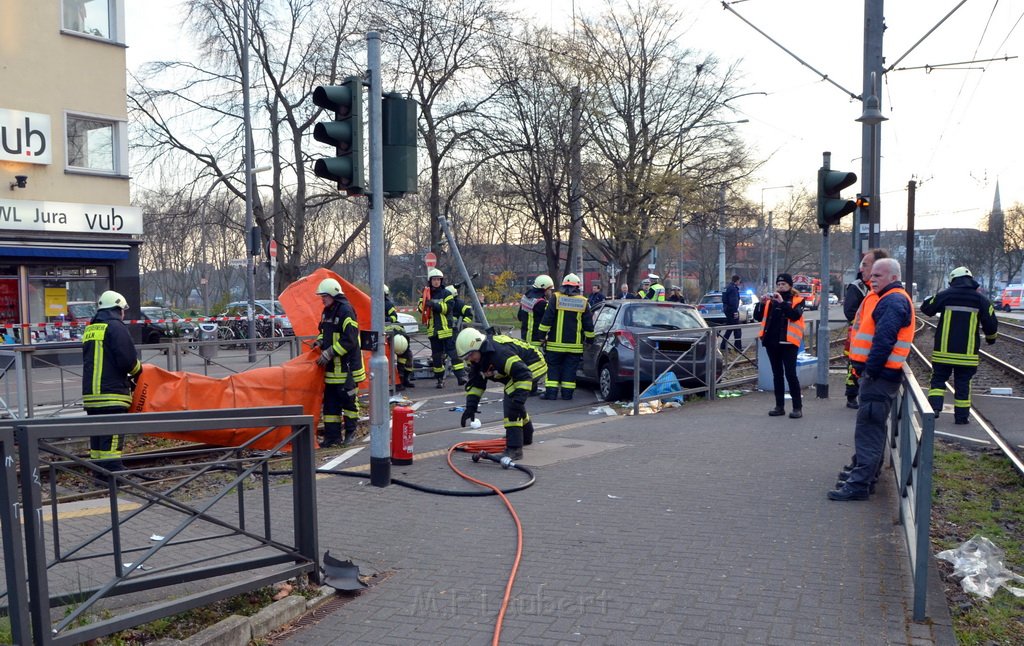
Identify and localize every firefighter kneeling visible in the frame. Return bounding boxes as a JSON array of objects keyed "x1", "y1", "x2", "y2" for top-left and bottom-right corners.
[{"x1": 456, "y1": 328, "x2": 538, "y2": 462}]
